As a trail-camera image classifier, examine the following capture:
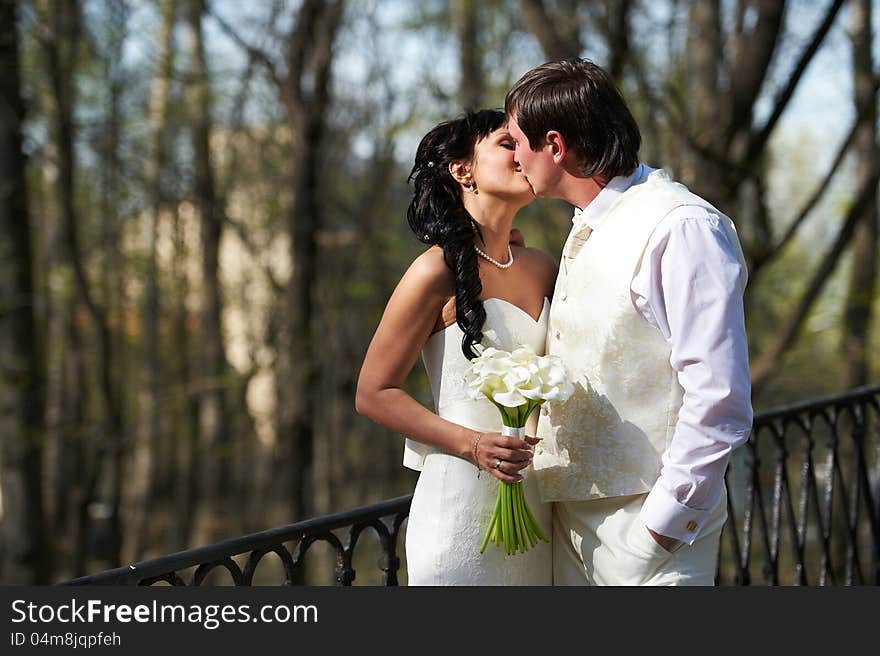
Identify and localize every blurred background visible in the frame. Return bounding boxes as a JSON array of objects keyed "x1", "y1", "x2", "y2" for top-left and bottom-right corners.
[{"x1": 0, "y1": 0, "x2": 877, "y2": 584}]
